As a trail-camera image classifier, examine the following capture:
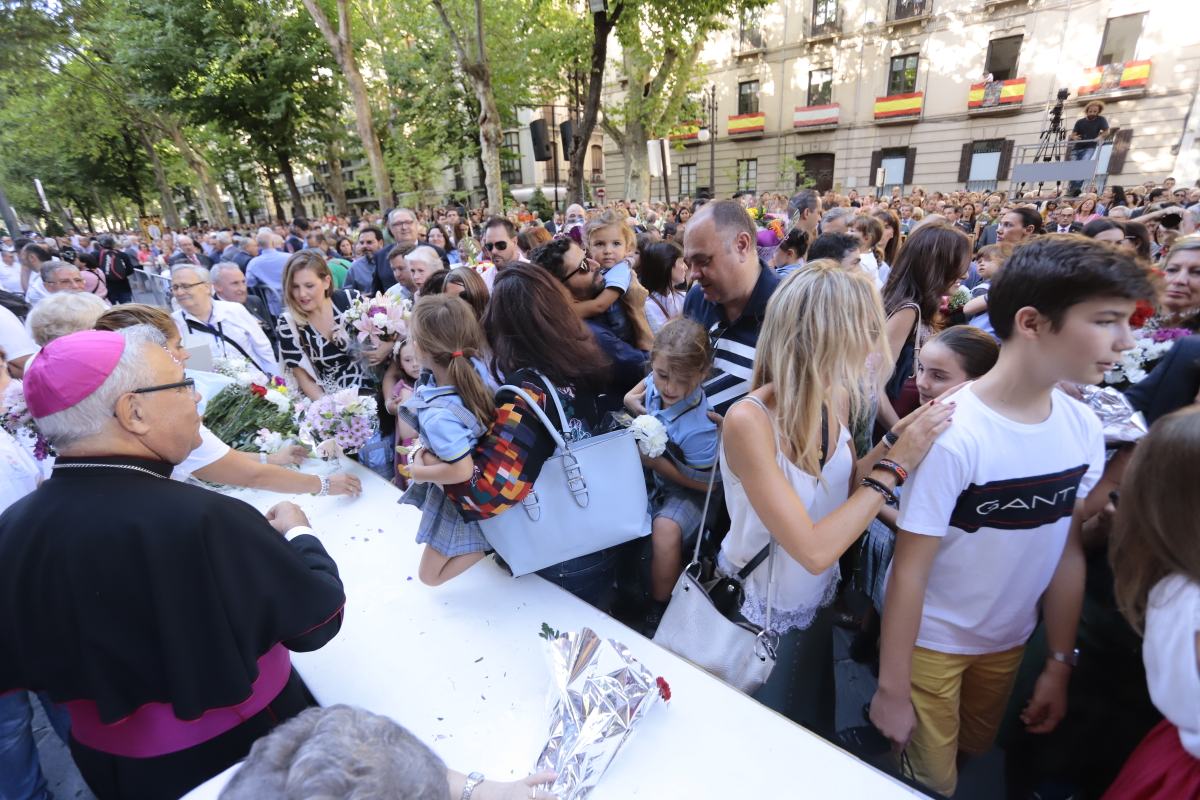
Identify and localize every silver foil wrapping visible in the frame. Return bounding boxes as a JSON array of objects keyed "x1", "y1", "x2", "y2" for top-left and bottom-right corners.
[
  {"x1": 535, "y1": 627, "x2": 666, "y2": 799},
  {"x1": 1079, "y1": 384, "x2": 1148, "y2": 444}
]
